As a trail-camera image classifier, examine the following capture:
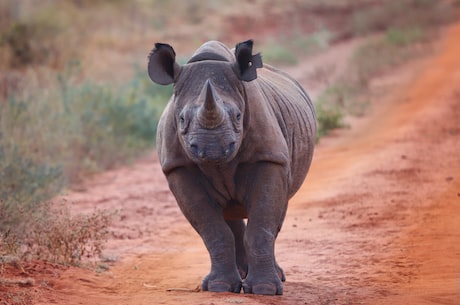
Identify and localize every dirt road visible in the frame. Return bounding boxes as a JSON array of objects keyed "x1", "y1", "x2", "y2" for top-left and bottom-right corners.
[{"x1": 4, "y1": 22, "x2": 460, "y2": 305}]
